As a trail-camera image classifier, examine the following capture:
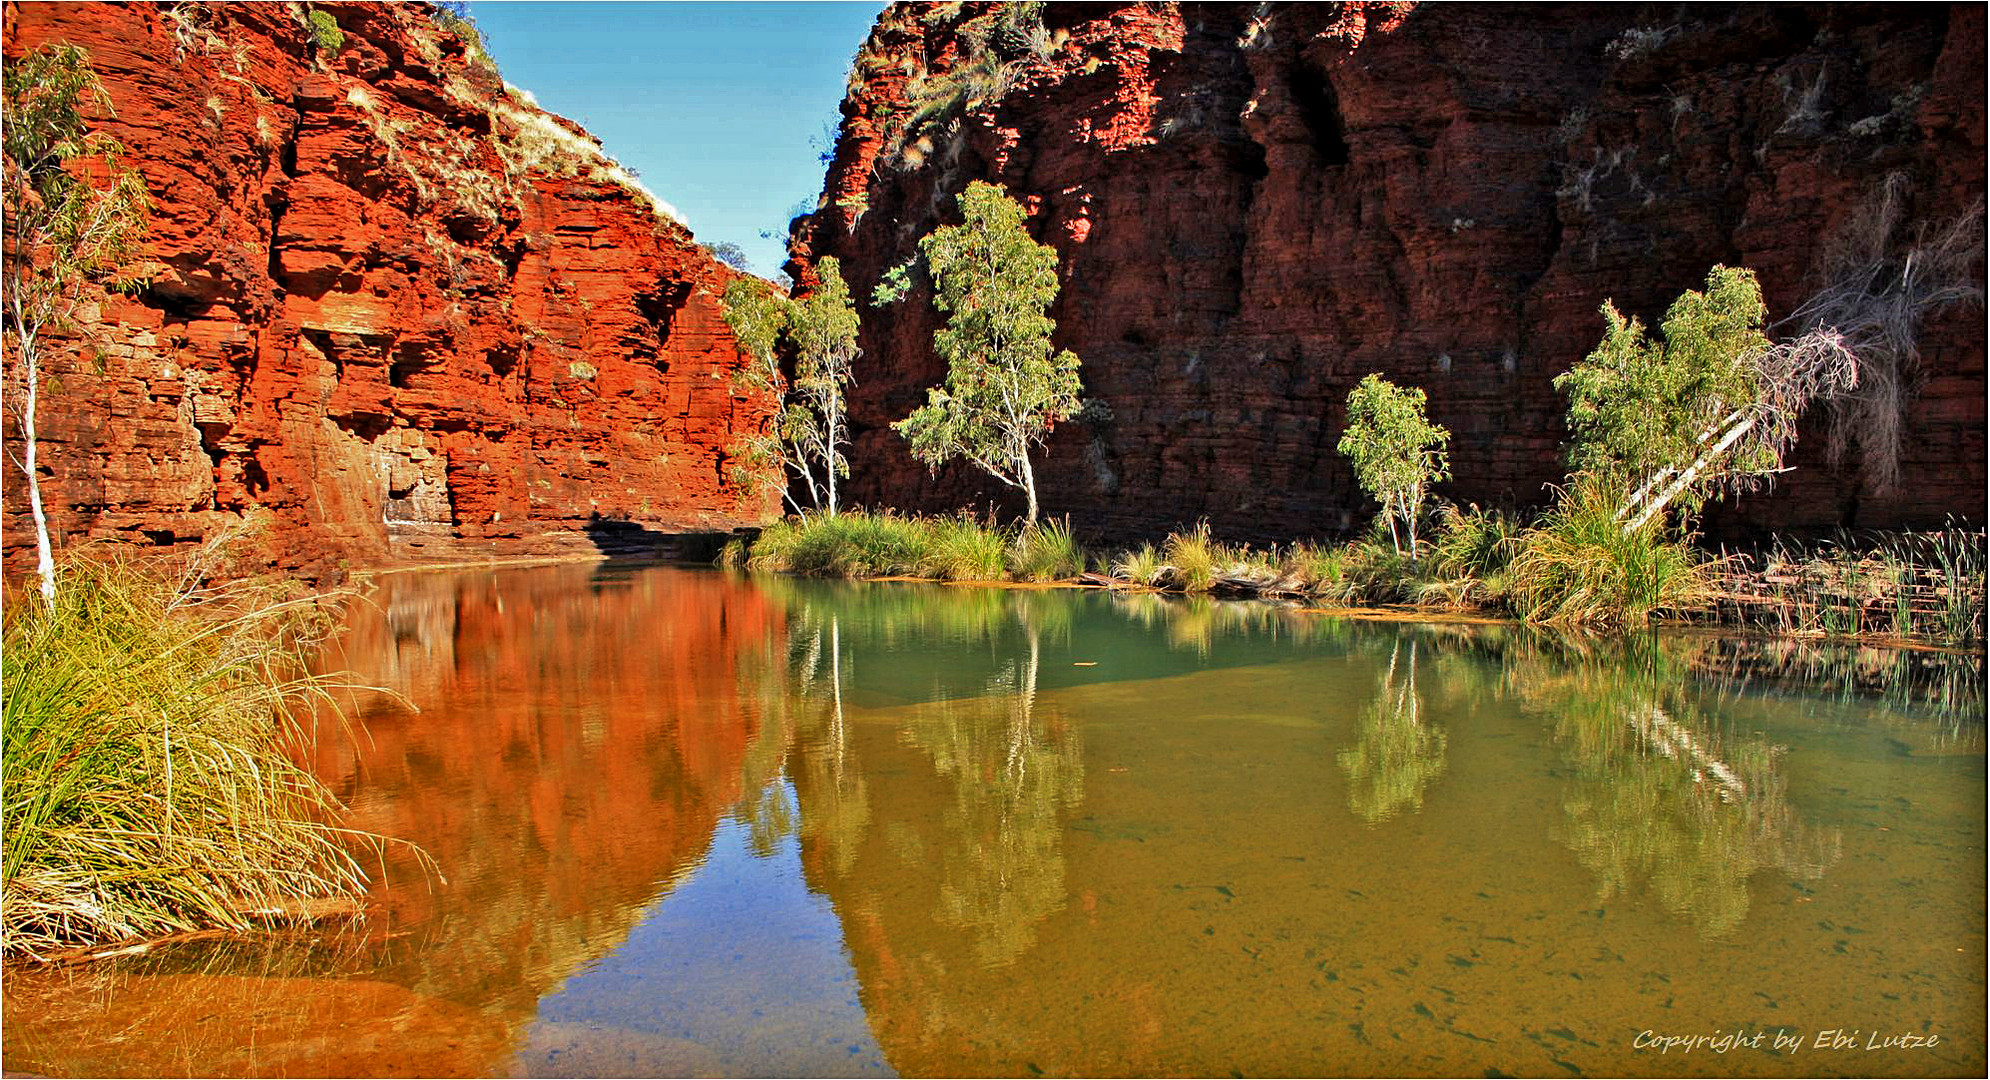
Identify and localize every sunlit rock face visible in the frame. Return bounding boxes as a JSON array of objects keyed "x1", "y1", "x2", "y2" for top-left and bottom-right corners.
[
  {"x1": 1, "y1": 3, "x2": 776, "y2": 579},
  {"x1": 795, "y1": 2, "x2": 1984, "y2": 541}
]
